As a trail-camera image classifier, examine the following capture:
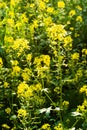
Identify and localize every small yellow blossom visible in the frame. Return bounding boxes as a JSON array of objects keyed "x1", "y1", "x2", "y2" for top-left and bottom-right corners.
[
  {"x1": 64, "y1": 35, "x2": 73, "y2": 45},
  {"x1": 2, "y1": 124, "x2": 10, "y2": 129},
  {"x1": 43, "y1": 17, "x2": 52, "y2": 26},
  {"x1": 7, "y1": 18, "x2": 14, "y2": 26},
  {"x1": 43, "y1": 0, "x2": 49, "y2": 3},
  {"x1": 5, "y1": 108, "x2": 11, "y2": 114},
  {"x1": 11, "y1": 60, "x2": 19, "y2": 66},
  {"x1": 21, "y1": 13, "x2": 28, "y2": 23},
  {"x1": 71, "y1": 52, "x2": 79, "y2": 60},
  {"x1": 26, "y1": 54, "x2": 32, "y2": 61},
  {"x1": 4, "y1": 36, "x2": 14, "y2": 43},
  {"x1": 41, "y1": 123, "x2": 50, "y2": 130},
  {"x1": 80, "y1": 85, "x2": 87, "y2": 96},
  {"x1": 82, "y1": 49, "x2": 87, "y2": 55},
  {"x1": 69, "y1": 10, "x2": 76, "y2": 16},
  {"x1": 12, "y1": 66, "x2": 21, "y2": 75},
  {"x1": 76, "y1": 16, "x2": 83, "y2": 22},
  {"x1": 58, "y1": 1, "x2": 65, "y2": 8},
  {"x1": 0, "y1": 57, "x2": 3, "y2": 67},
  {"x1": 17, "y1": 82, "x2": 33, "y2": 98},
  {"x1": 74, "y1": 33, "x2": 80, "y2": 37},
  {"x1": 39, "y1": 1, "x2": 46, "y2": 10},
  {"x1": 70, "y1": 27, "x2": 74, "y2": 31},
  {"x1": 12, "y1": 38, "x2": 29, "y2": 51},
  {"x1": 54, "y1": 123, "x2": 63, "y2": 130},
  {"x1": 32, "y1": 83, "x2": 42, "y2": 91},
  {"x1": 33, "y1": 20, "x2": 38, "y2": 28},
  {"x1": 47, "y1": 24, "x2": 66, "y2": 41},
  {"x1": 47, "y1": 7, "x2": 54, "y2": 13},
  {"x1": 4, "y1": 82, "x2": 9, "y2": 88},
  {"x1": 18, "y1": 109, "x2": 27, "y2": 117},
  {"x1": 76, "y1": 5, "x2": 82, "y2": 10}
]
